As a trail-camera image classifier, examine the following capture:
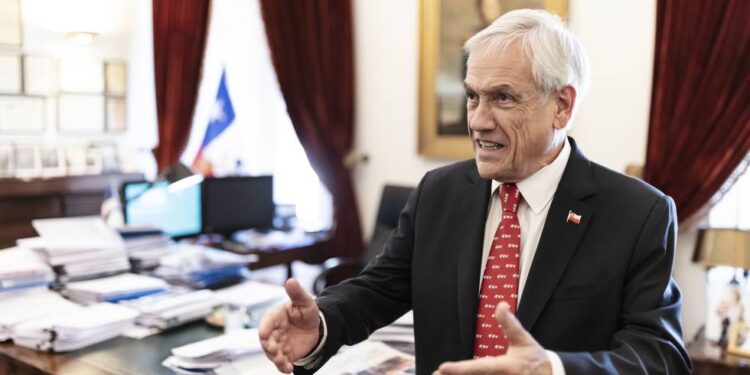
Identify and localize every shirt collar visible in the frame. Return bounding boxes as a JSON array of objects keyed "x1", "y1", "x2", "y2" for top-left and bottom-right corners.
[{"x1": 491, "y1": 138, "x2": 571, "y2": 214}]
